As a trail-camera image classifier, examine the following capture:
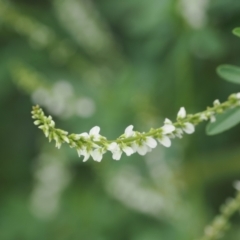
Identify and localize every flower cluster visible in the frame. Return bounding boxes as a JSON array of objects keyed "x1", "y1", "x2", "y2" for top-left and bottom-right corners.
[{"x1": 32, "y1": 93, "x2": 240, "y2": 162}]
